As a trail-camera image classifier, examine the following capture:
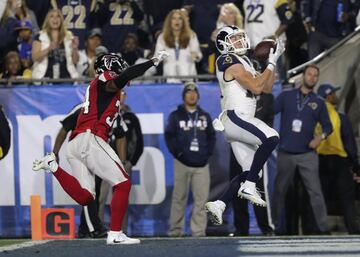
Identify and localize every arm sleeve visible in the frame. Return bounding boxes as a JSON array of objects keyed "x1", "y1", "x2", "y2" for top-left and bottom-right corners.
[
  {"x1": 318, "y1": 101, "x2": 333, "y2": 136},
  {"x1": 340, "y1": 113, "x2": 359, "y2": 166},
  {"x1": 129, "y1": 114, "x2": 144, "y2": 165},
  {"x1": 114, "y1": 60, "x2": 154, "y2": 89},
  {"x1": 164, "y1": 112, "x2": 179, "y2": 157},
  {"x1": 189, "y1": 33, "x2": 203, "y2": 61},
  {"x1": 275, "y1": 0, "x2": 294, "y2": 25},
  {"x1": 60, "y1": 108, "x2": 81, "y2": 132}
]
